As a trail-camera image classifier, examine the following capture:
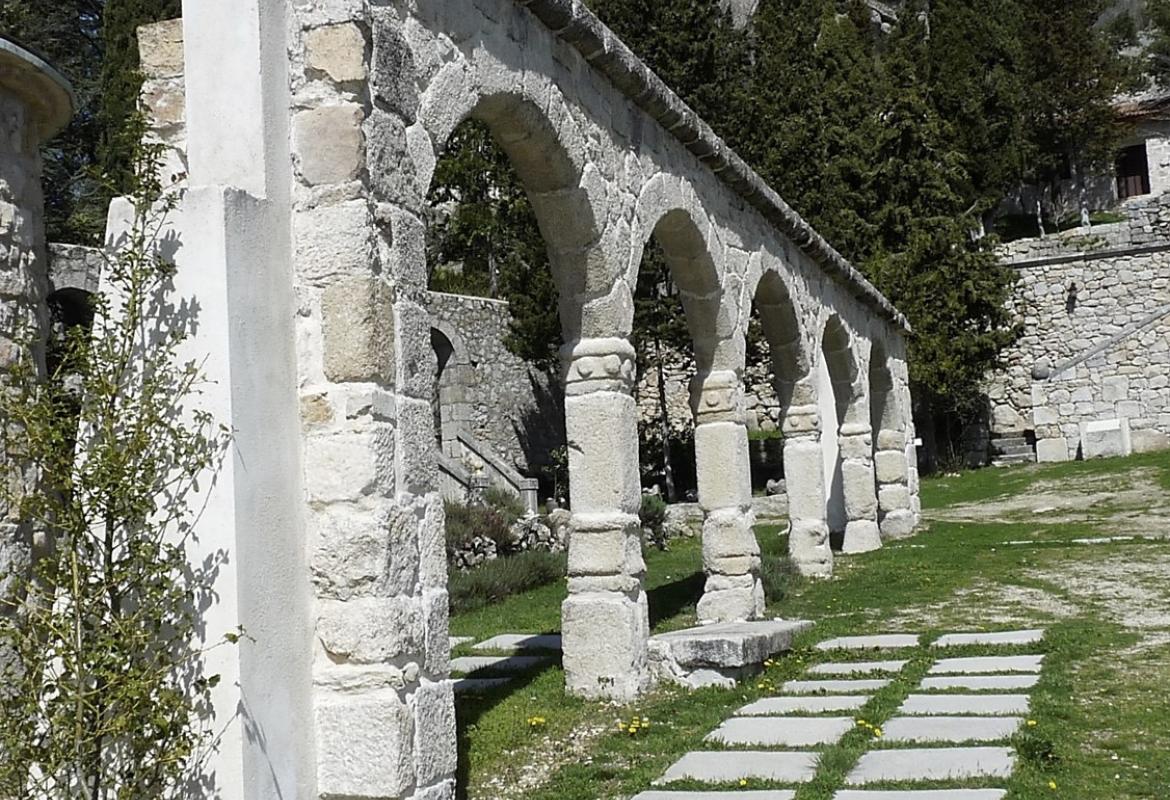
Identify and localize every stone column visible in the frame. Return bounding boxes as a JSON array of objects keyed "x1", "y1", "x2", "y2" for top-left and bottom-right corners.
[
  {"x1": 782, "y1": 379, "x2": 833, "y2": 577},
  {"x1": 874, "y1": 427, "x2": 915, "y2": 539},
  {"x1": 561, "y1": 337, "x2": 651, "y2": 701},
  {"x1": 691, "y1": 369, "x2": 763, "y2": 623},
  {"x1": 0, "y1": 37, "x2": 73, "y2": 679},
  {"x1": 838, "y1": 392, "x2": 882, "y2": 554}
]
